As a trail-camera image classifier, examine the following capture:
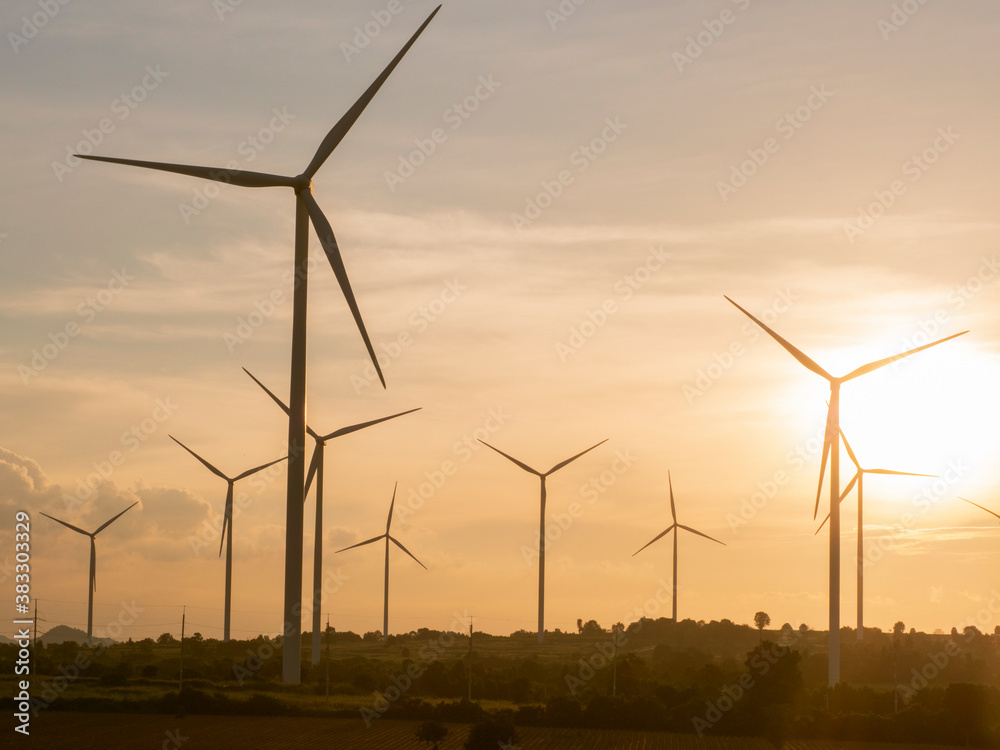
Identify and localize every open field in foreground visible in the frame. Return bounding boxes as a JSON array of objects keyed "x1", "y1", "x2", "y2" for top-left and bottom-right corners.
[{"x1": 21, "y1": 713, "x2": 969, "y2": 750}]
